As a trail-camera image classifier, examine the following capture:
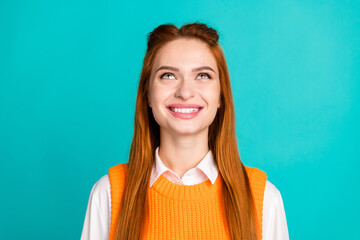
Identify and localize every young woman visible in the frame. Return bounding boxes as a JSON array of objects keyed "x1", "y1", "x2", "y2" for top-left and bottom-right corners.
[{"x1": 81, "y1": 22, "x2": 289, "y2": 240}]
